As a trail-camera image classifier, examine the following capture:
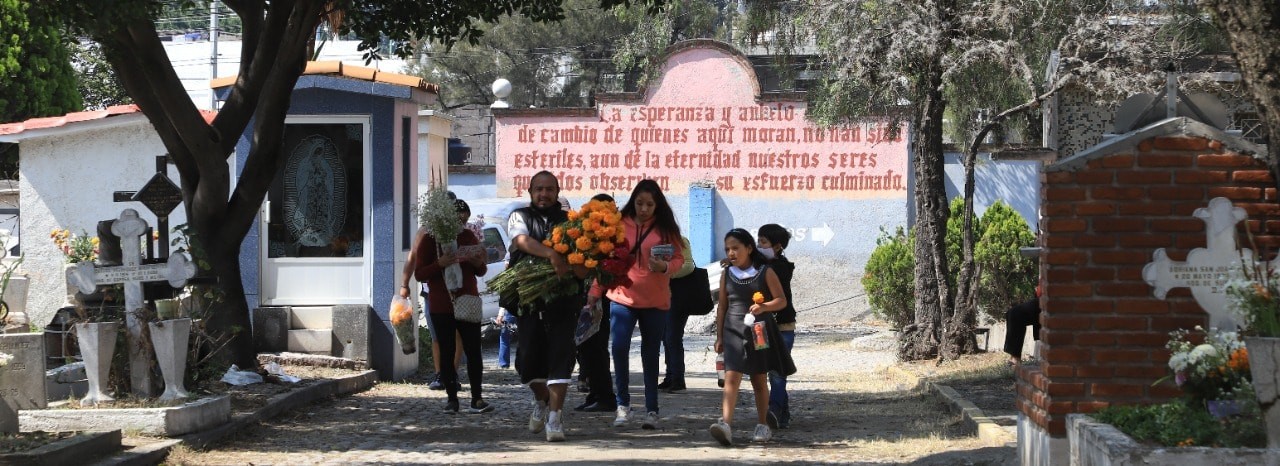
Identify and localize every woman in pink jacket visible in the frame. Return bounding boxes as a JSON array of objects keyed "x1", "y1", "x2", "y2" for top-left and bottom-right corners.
[{"x1": 588, "y1": 179, "x2": 684, "y2": 430}]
